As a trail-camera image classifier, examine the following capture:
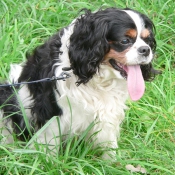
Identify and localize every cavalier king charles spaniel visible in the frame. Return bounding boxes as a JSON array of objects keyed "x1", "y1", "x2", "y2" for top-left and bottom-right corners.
[{"x1": 0, "y1": 7, "x2": 157, "y2": 159}]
